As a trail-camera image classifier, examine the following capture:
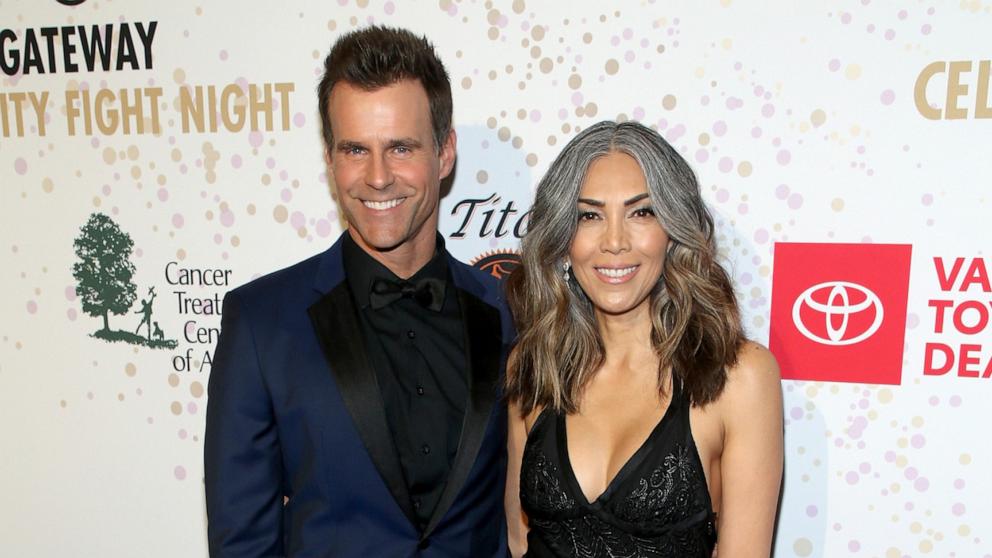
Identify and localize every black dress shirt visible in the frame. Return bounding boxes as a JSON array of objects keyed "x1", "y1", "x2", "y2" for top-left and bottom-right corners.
[{"x1": 342, "y1": 233, "x2": 468, "y2": 531}]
